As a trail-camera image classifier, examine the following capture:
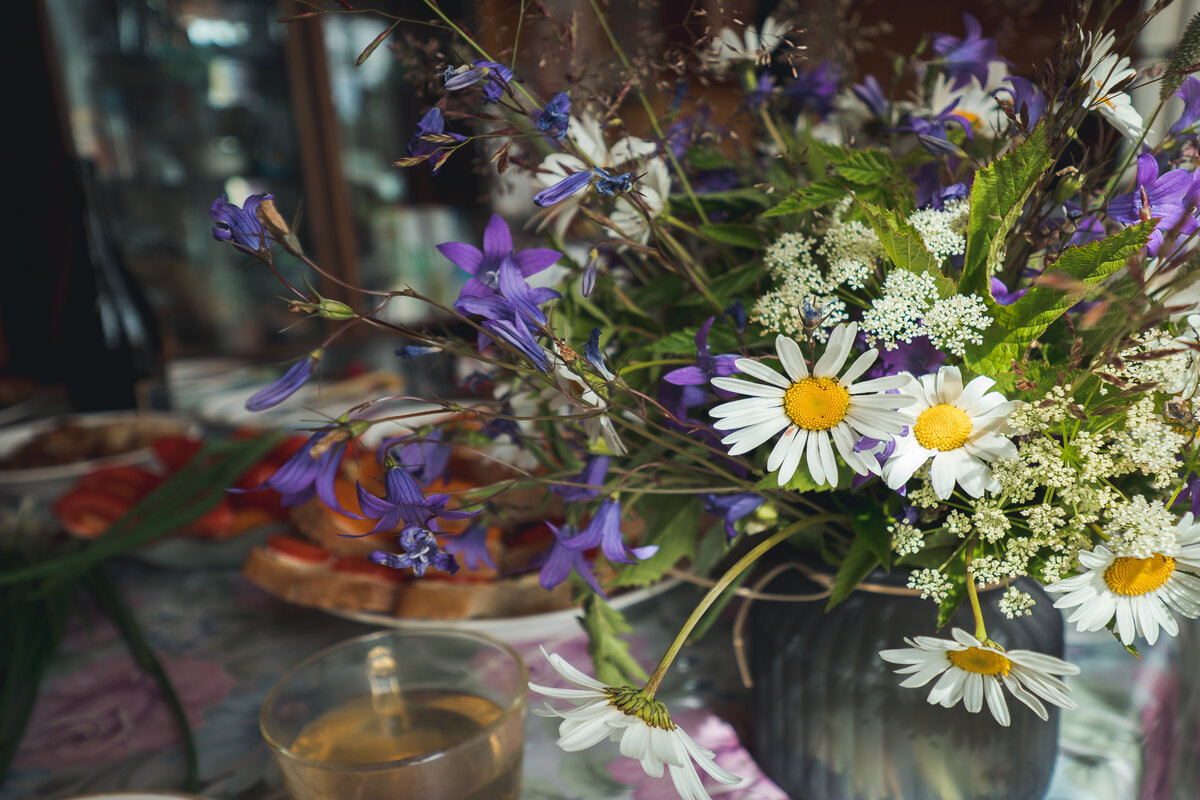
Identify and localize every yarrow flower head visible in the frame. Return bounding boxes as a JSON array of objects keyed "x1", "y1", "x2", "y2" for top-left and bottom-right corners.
[
  {"x1": 884, "y1": 366, "x2": 1017, "y2": 499},
  {"x1": 710, "y1": 323, "x2": 915, "y2": 487},
  {"x1": 1046, "y1": 511, "x2": 1200, "y2": 645},
  {"x1": 879, "y1": 628, "x2": 1080, "y2": 726},
  {"x1": 530, "y1": 650, "x2": 743, "y2": 800}
]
